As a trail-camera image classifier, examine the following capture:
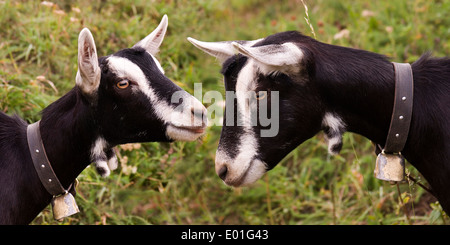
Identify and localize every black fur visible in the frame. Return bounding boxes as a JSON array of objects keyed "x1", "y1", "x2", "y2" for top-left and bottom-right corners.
[
  {"x1": 220, "y1": 31, "x2": 450, "y2": 213},
  {"x1": 219, "y1": 55, "x2": 249, "y2": 160}
]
